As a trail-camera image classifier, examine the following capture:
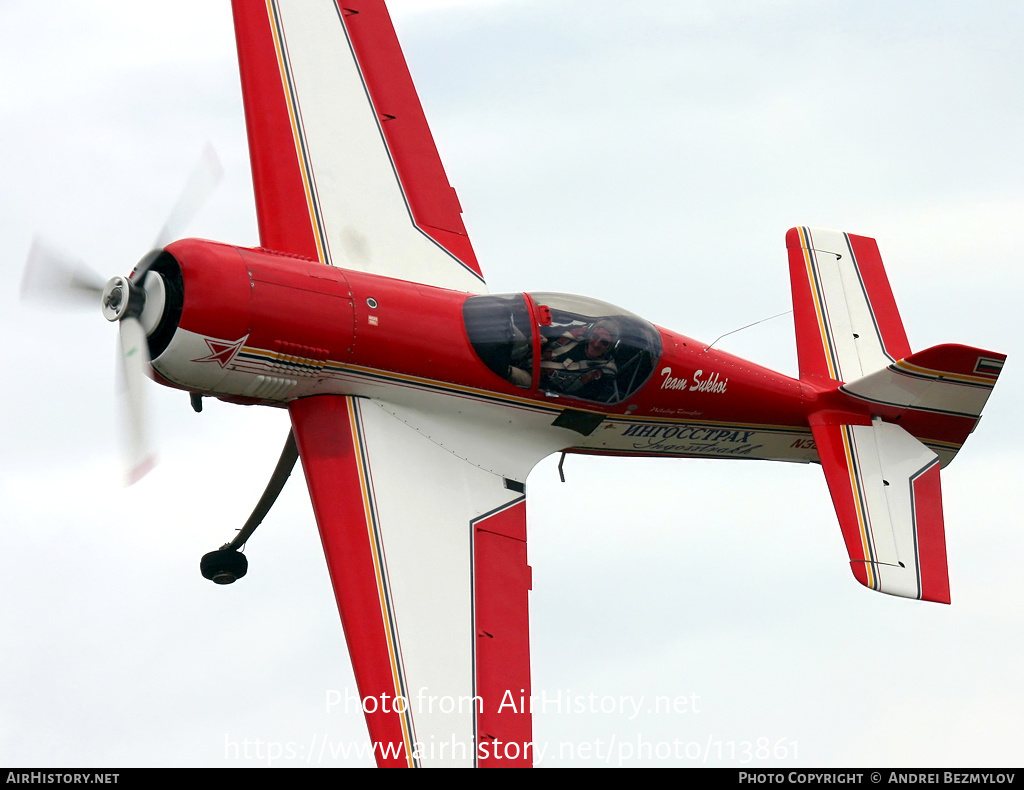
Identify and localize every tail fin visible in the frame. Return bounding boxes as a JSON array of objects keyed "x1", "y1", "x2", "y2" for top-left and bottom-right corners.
[{"x1": 788, "y1": 227, "x2": 1005, "y2": 603}]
